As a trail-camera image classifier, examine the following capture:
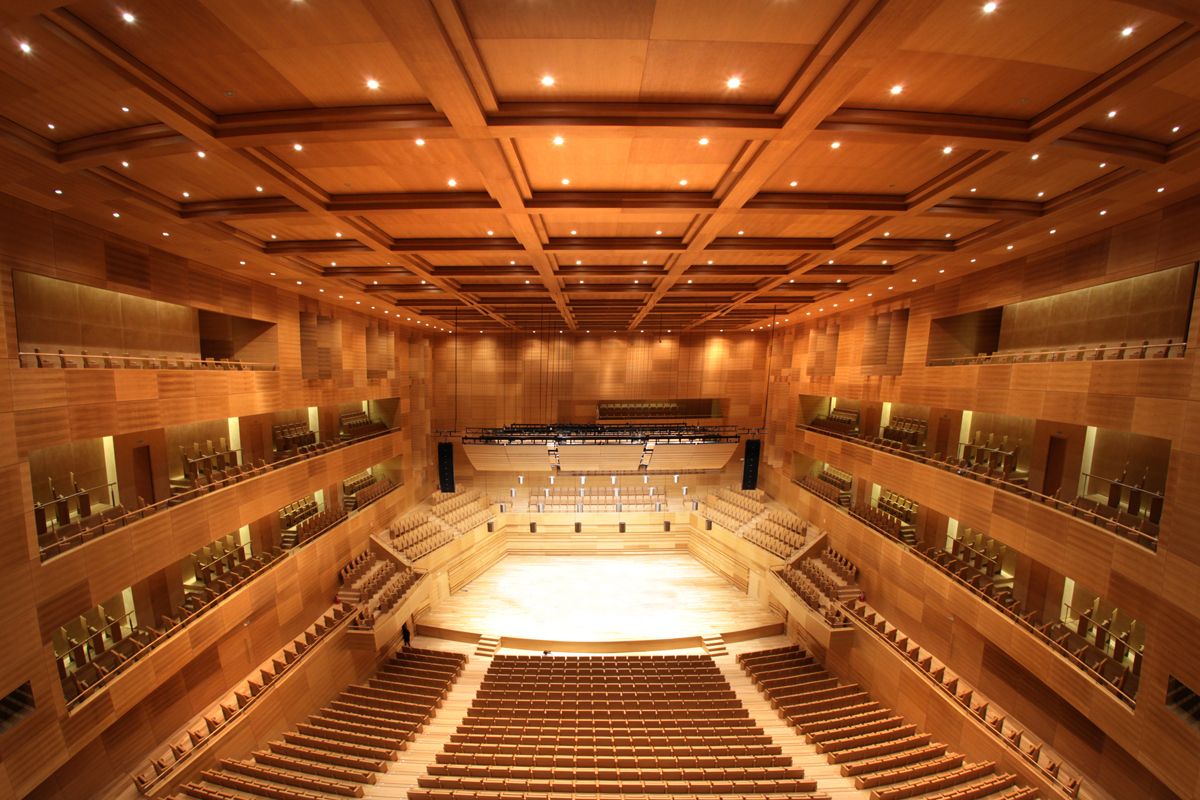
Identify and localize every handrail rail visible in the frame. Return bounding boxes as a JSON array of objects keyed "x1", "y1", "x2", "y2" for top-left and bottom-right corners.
[
  {"x1": 925, "y1": 339, "x2": 1186, "y2": 367},
  {"x1": 841, "y1": 599, "x2": 1085, "y2": 798},
  {"x1": 18, "y1": 350, "x2": 278, "y2": 371},
  {"x1": 39, "y1": 425, "x2": 399, "y2": 563},
  {"x1": 131, "y1": 602, "x2": 361, "y2": 794},
  {"x1": 793, "y1": 477, "x2": 1140, "y2": 708},
  {"x1": 795, "y1": 422, "x2": 1158, "y2": 551}
]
